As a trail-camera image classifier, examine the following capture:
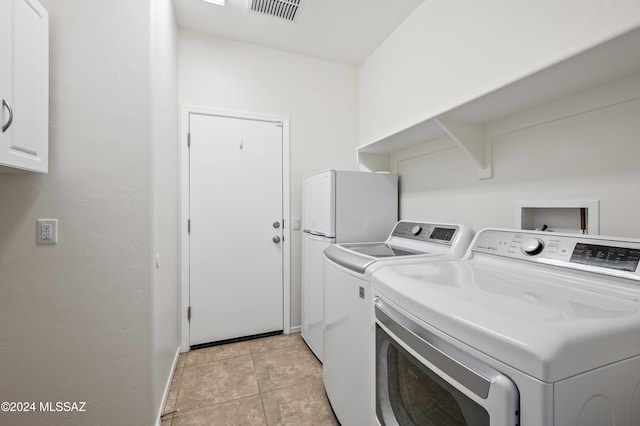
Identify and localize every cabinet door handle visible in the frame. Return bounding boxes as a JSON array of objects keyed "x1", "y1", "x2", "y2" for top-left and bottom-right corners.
[{"x1": 2, "y1": 99, "x2": 13, "y2": 133}]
